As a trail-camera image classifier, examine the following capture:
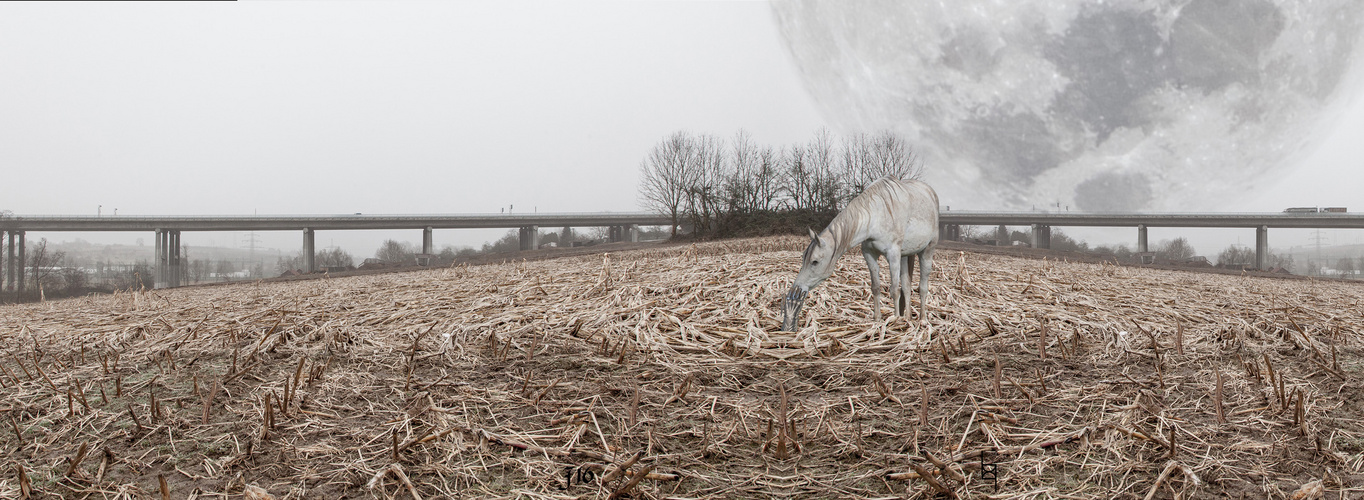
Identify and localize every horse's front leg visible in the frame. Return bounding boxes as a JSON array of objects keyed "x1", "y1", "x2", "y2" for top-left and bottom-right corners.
[
  {"x1": 885, "y1": 247, "x2": 903, "y2": 320},
  {"x1": 918, "y1": 247, "x2": 935, "y2": 321},
  {"x1": 862, "y1": 246, "x2": 882, "y2": 321}
]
